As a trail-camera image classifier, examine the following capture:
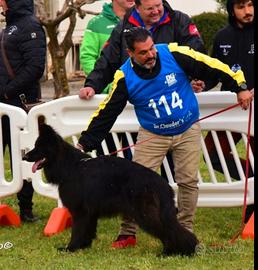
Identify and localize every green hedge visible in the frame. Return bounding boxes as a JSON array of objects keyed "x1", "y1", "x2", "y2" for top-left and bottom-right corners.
[{"x1": 192, "y1": 12, "x2": 227, "y2": 54}]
